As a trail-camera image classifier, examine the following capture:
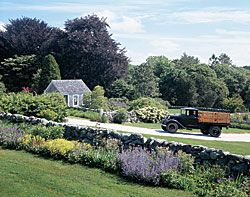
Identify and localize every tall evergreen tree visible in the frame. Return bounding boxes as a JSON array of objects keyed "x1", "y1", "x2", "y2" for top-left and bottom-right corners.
[
  {"x1": 0, "y1": 55, "x2": 41, "y2": 92},
  {"x1": 38, "y1": 54, "x2": 61, "y2": 93}
]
